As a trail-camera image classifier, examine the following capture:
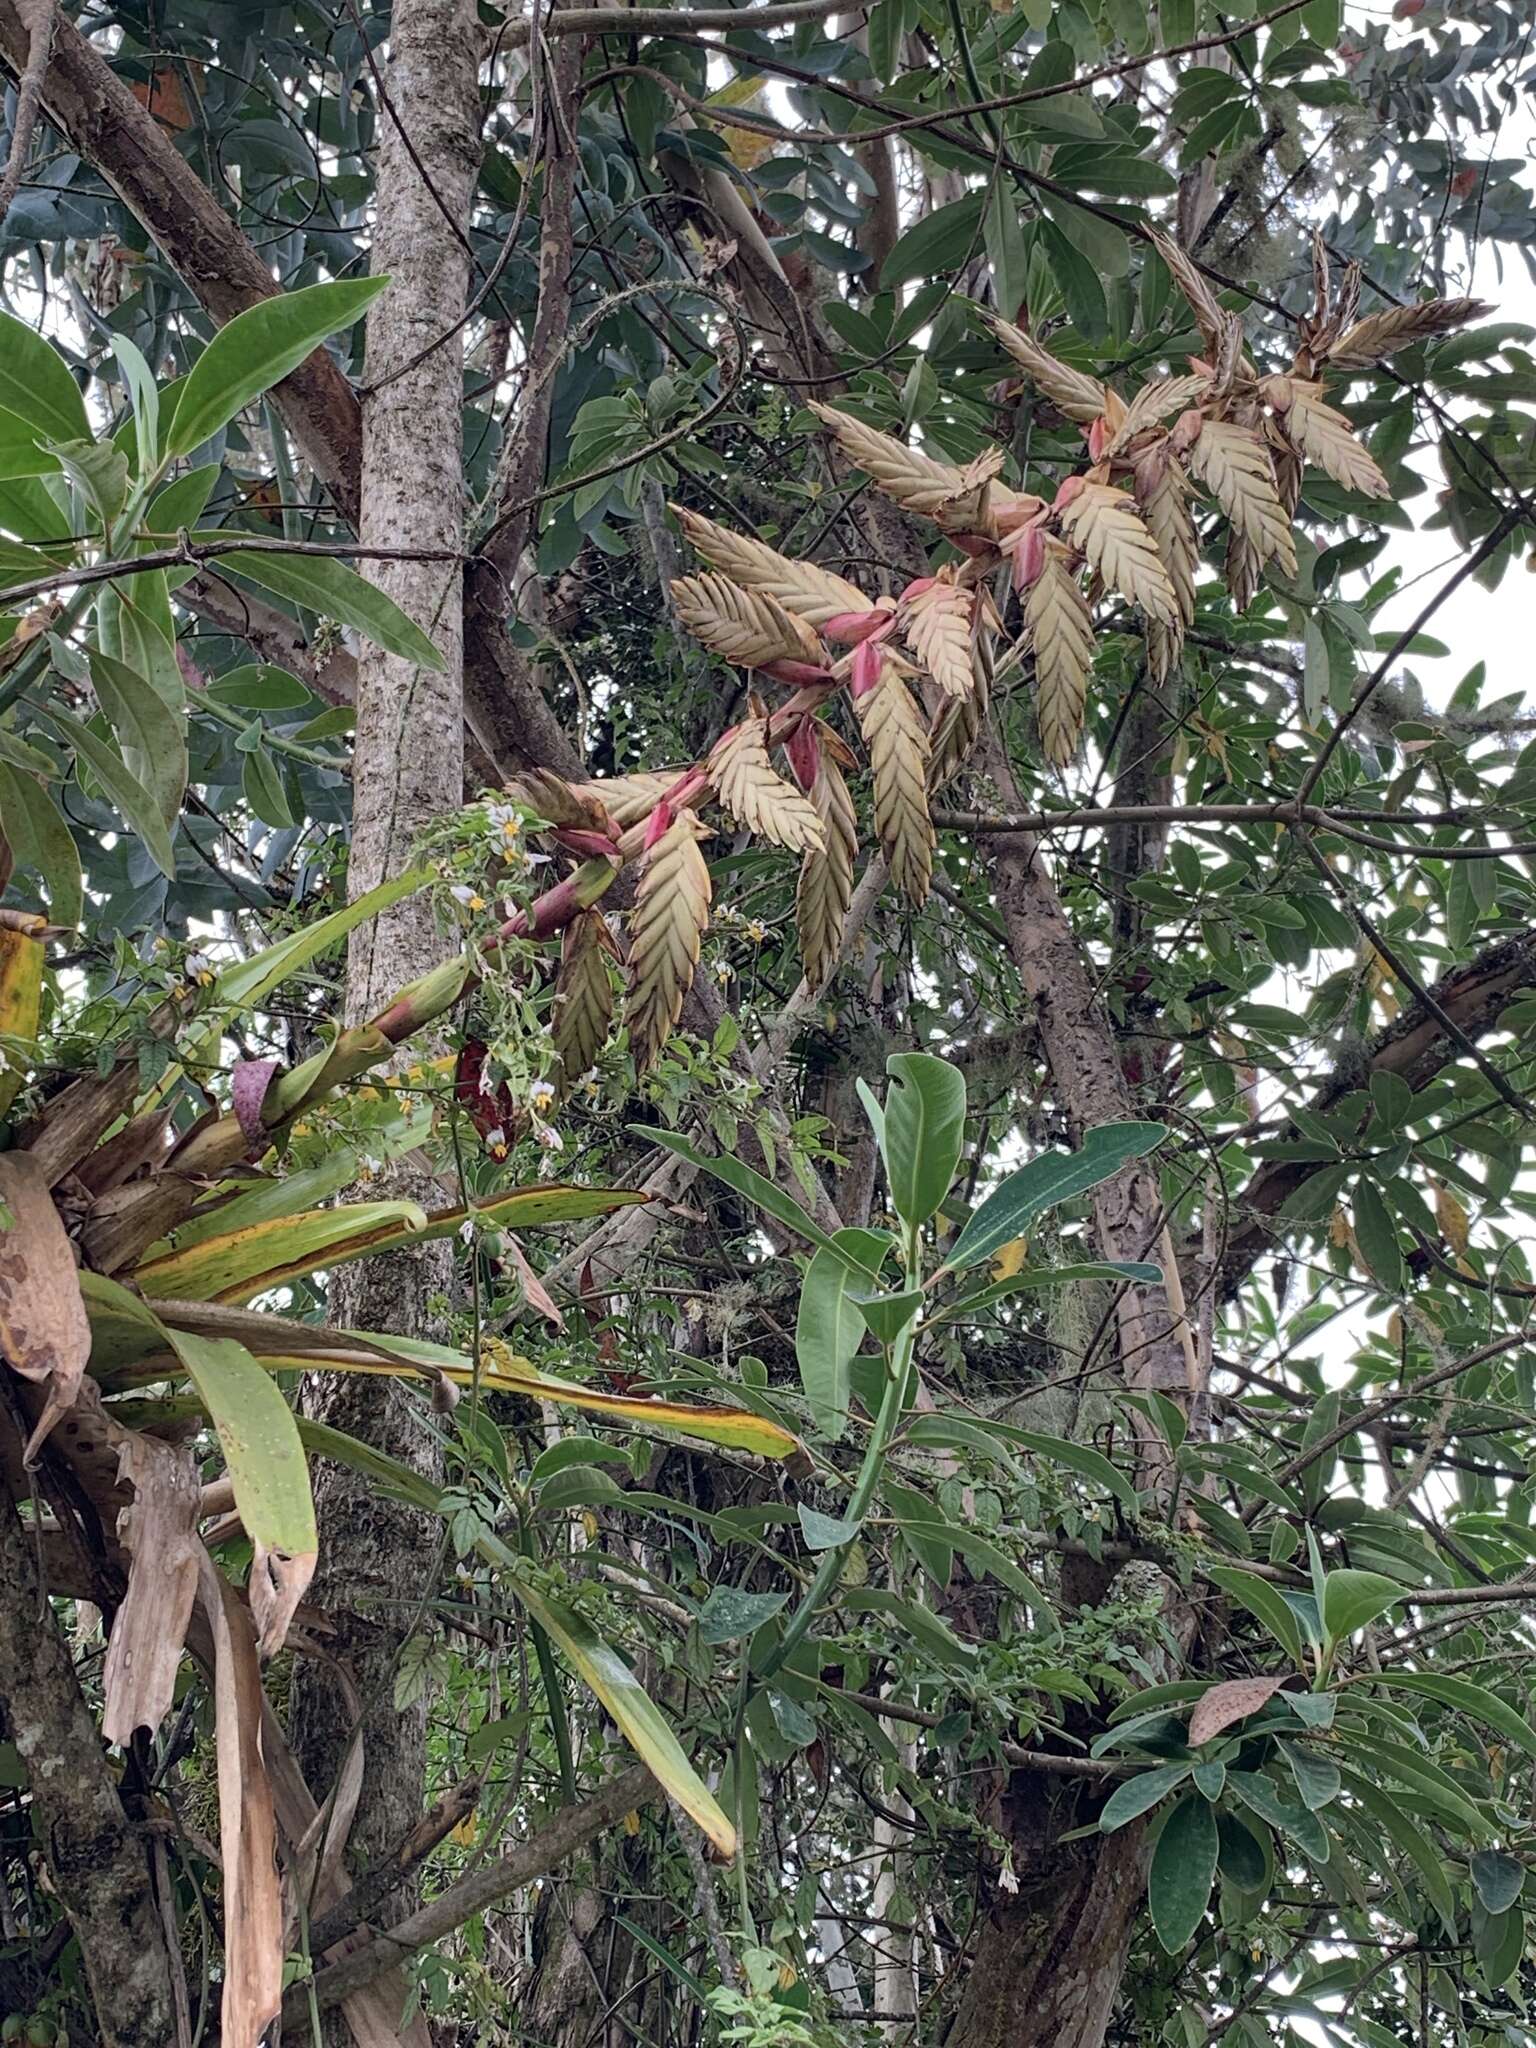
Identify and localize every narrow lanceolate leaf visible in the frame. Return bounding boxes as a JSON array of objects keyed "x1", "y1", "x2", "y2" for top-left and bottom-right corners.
[
  {"x1": 626, "y1": 811, "x2": 712, "y2": 1072},
  {"x1": 1025, "y1": 548, "x2": 1095, "y2": 767},
  {"x1": 796, "y1": 750, "x2": 857, "y2": 990},
  {"x1": 671, "y1": 572, "x2": 823, "y2": 669},
  {"x1": 1326, "y1": 296, "x2": 1489, "y2": 368},
  {"x1": 809, "y1": 401, "x2": 995, "y2": 520},
  {"x1": 710, "y1": 718, "x2": 825, "y2": 852},
  {"x1": 1272, "y1": 380, "x2": 1390, "y2": 498},
  {"x1": 500, "y1": 1564, "x2": 737, "y2": 1857},
  {"x1": 1106, "y1": 373, "x2": 1210, "y2": 456},
  {"x1": 1058, "y1": 482, "x2": 1178, "y2": 626},
  {"x1": 553, "y1": 910, "x2": 619, "y2": 1090},
  {"x1": 987, "y1": 314, "x2": 1106, "y2": 424},
  {"x1": 856, "y1": 661, "x2": 933, "y2": 907},
  {"x1": 672, "y1": 504, "x2": 870, "y2": 628},
  {"x1": 900, "y1": 578, "x2": 976, "y2": 699},
  {"x1": 1186, "y1": 422, "x2": 1296, "y2": 577}
]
